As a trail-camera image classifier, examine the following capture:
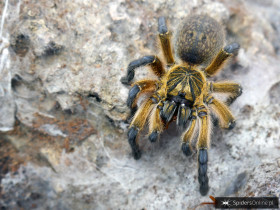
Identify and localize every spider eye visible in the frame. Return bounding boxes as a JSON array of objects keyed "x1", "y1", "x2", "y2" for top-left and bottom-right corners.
[{"x1": 189, "y1": 32, "x2": 194, "y2": 37}]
